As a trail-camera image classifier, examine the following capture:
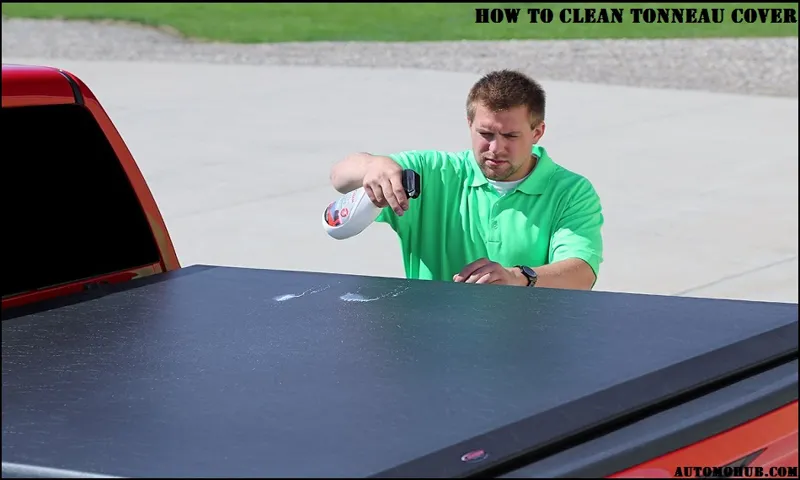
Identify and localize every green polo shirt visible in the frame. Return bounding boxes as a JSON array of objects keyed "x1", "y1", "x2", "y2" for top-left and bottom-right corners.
[{"x1": 375, "y1": 145, "x2": 604, "y2": 284}]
